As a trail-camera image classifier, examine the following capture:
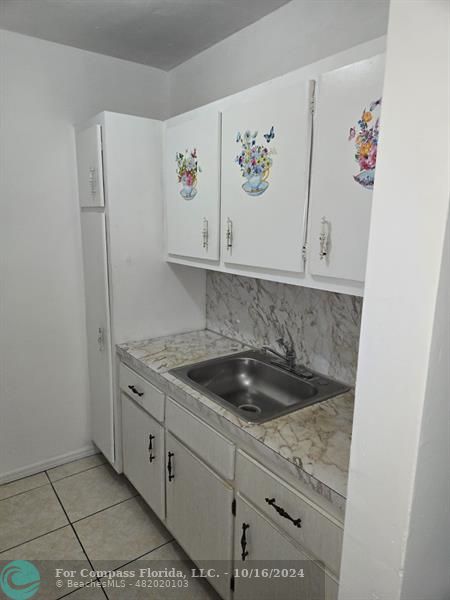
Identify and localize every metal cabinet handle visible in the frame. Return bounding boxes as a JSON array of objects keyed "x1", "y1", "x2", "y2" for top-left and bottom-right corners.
[
  {"x1": 240, "y1": 523, "x2": 250, "y2": 561},
  {"x1": 319, "y1": 216, "x2": 330, "y2": 261},
  {"x1": 167, "y1": 451, "x2": 175, "y2": 482},
  {"x1": 202, "y1": 217, "x2": 209, "y2": 250},
  {"x1": 265, "y1": 497, "x2": 302, "y2": 528},
  {"x1": 148, "y1": 434, "x2": 155, "y2": 463},
  {"x1": 226, "y1": 217, "x2": 233, "y2": 251},
  {"x1": 128, "y1": 384, "x2": 144, "y2": 397},
  {"x1": 89, "y1": 167, "x2": 97, "y2": 197}
]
